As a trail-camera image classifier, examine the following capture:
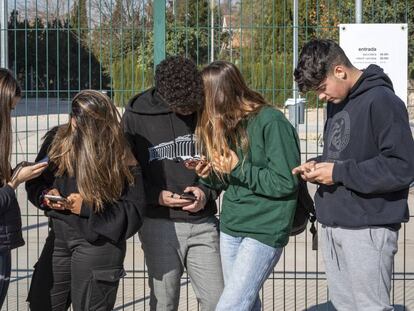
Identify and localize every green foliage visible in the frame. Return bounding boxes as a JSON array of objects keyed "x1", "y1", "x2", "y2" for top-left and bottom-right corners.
[
  {"x1": 70, "y1": 0, "x2": 88, "y2": 31},
  {"x1": 6, "y1": 0, "x2": 413, "y2": 105},
  {"x1": 165, "y1": 0, "x2": 211, "y2": 63},
  {"x1": 230, "y1": 0, "x2": 412, "y2": 108},
  {"x1": 109, "y1": 0, "x2": 212, "y2": 106},
  {"x1": 111, "y1": 51, "x2": 154, "y2": 107}
]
